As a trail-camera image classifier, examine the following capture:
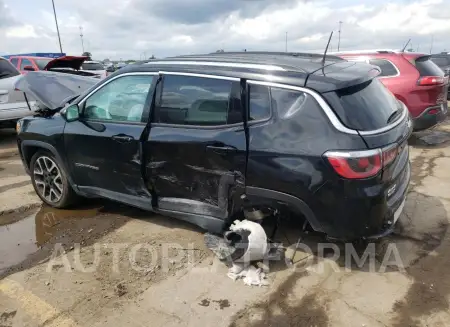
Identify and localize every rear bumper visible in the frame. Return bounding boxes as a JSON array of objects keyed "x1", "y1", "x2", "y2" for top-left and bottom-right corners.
[
  {"x1": 413, "y1": 104, "x2": 448, "y2": 131},
  {"x1": 312, "y1": 162, "x2": 410, "y2": 240}
]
